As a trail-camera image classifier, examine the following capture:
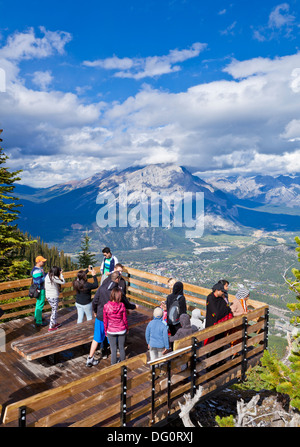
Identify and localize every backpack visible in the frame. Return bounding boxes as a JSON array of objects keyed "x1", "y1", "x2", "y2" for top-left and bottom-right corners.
[
  {"x1": 168, "y1": 295, "x2": 182, "y2": 325},
  {"x1": 29, "y1": 283, "x2": 40, "y2": 299}
]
